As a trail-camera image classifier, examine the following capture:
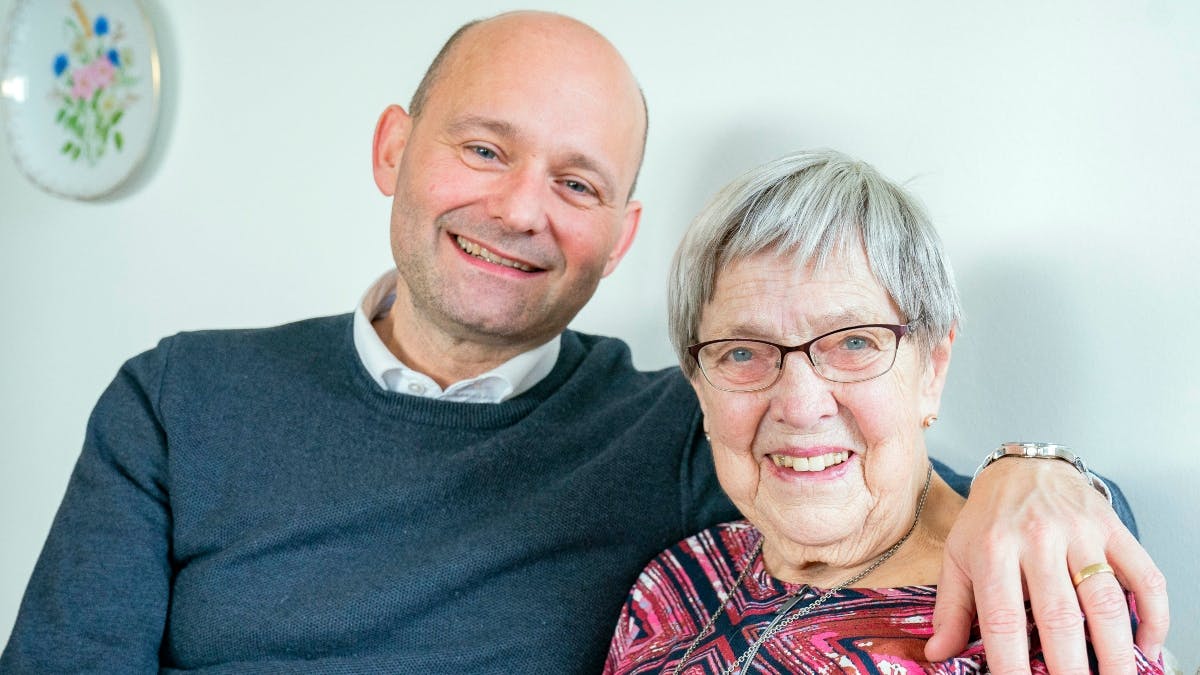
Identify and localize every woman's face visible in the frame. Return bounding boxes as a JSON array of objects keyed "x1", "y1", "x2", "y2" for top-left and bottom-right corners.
[{"x1": 691, "y1": 247, "x2": 953, "y2": 568}]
